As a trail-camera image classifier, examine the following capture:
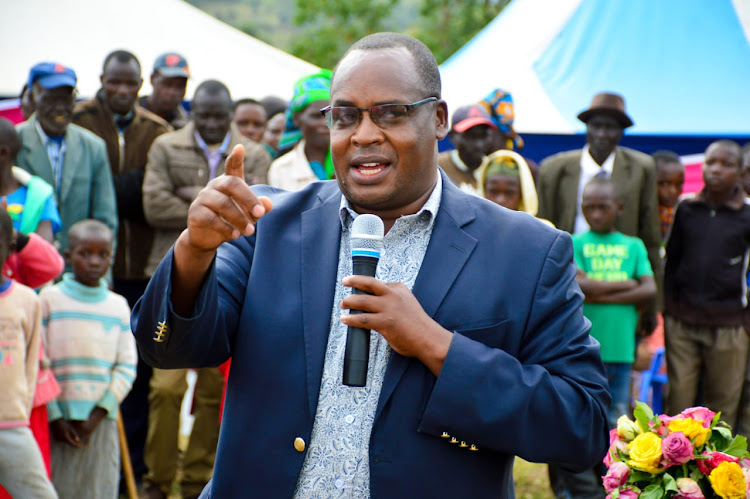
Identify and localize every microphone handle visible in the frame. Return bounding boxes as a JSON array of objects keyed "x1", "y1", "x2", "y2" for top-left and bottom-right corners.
[{"x1": 343, "y1": 256, "x2": 379, "y2": 387}]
